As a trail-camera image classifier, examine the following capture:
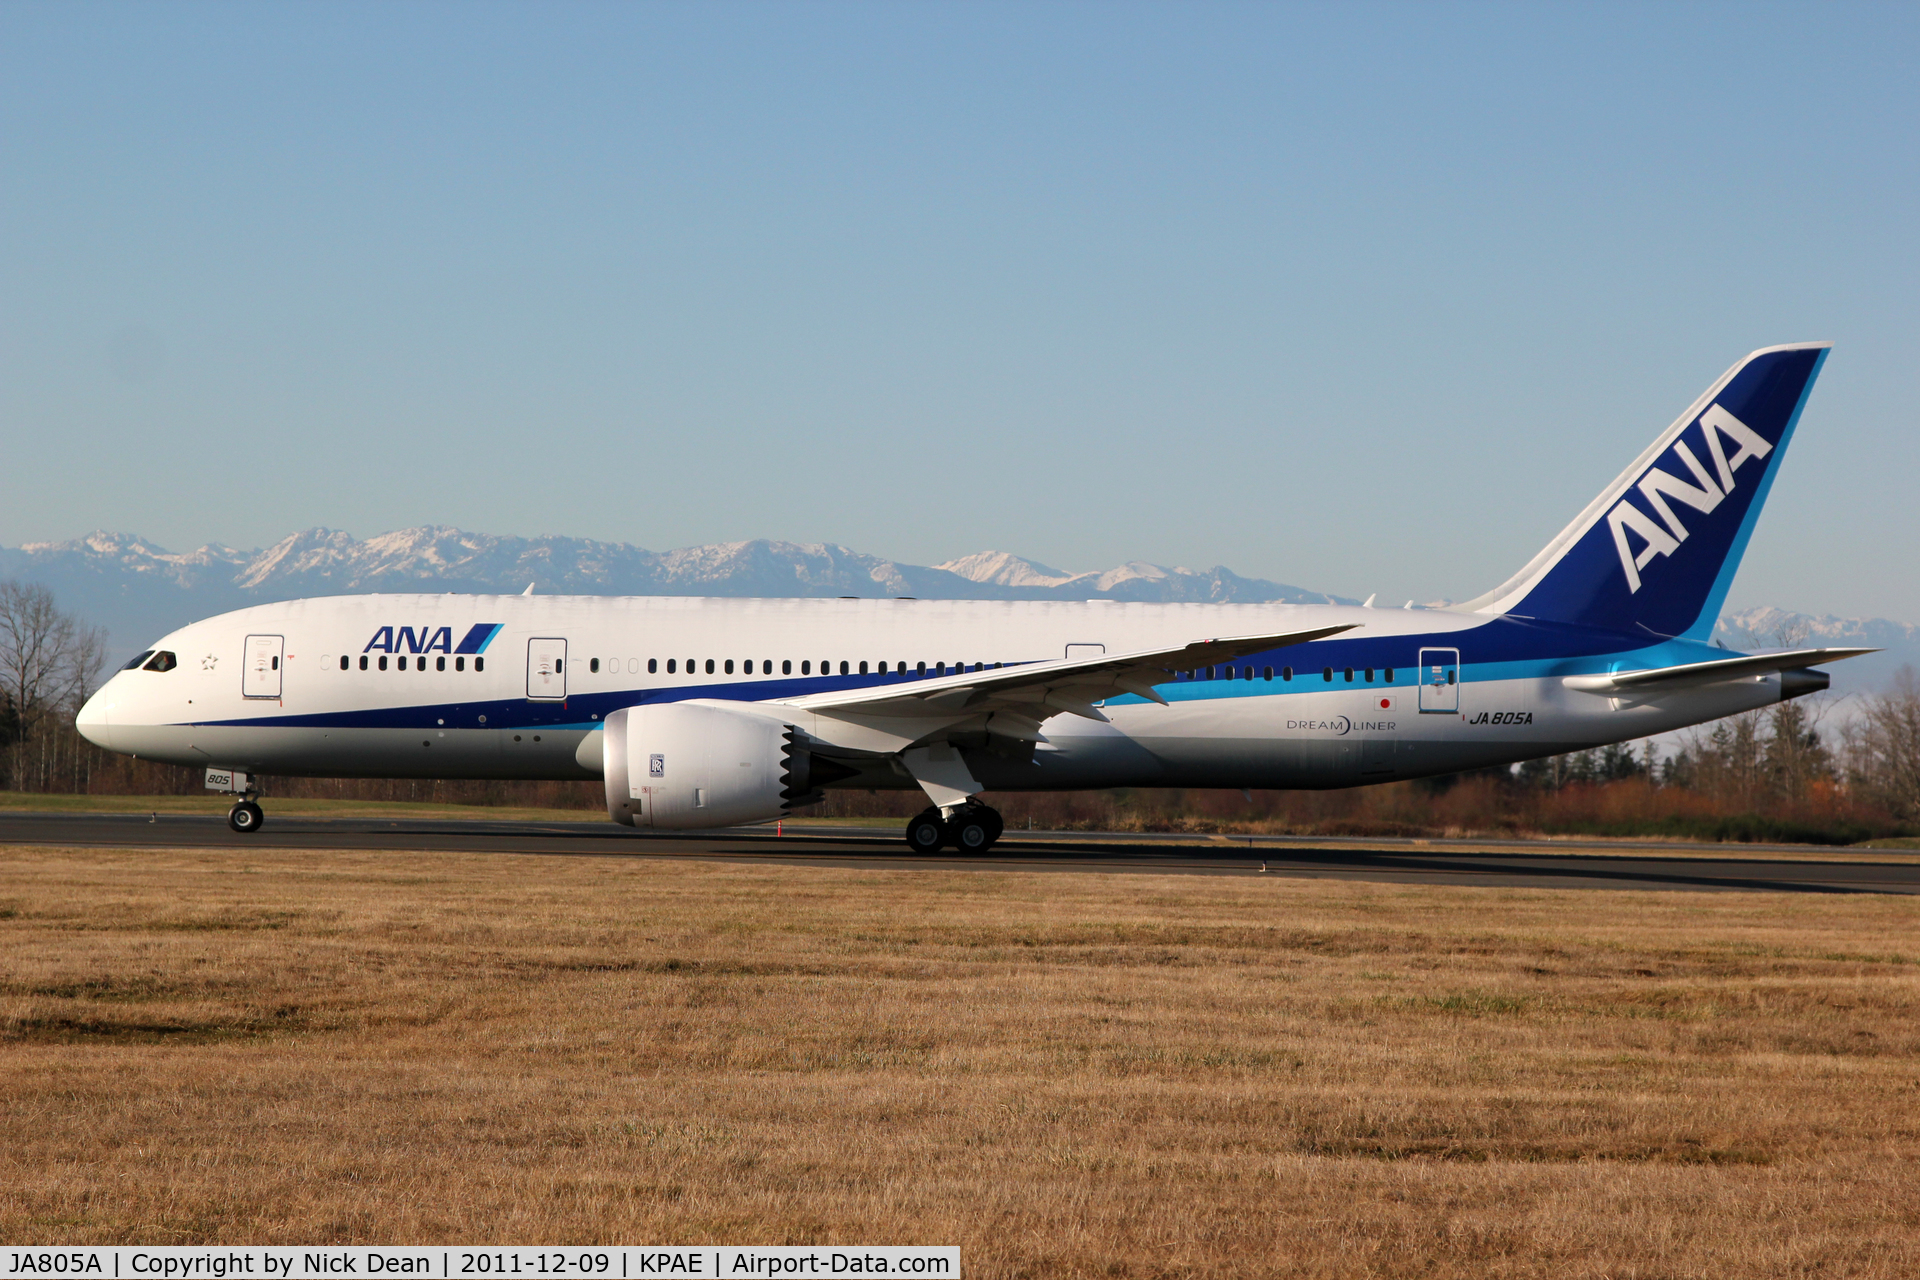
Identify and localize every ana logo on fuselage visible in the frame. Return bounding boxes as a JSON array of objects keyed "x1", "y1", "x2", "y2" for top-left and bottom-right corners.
[
  {"x1": 364, "y1": 622, "x2": 503, "y2": 655},
  {"x1": 365, "y1": 626, "x2": 453, "y2": 655},
  {"x1": 1607, "y1": 403, "x2": 1772, "y2": 594}
]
